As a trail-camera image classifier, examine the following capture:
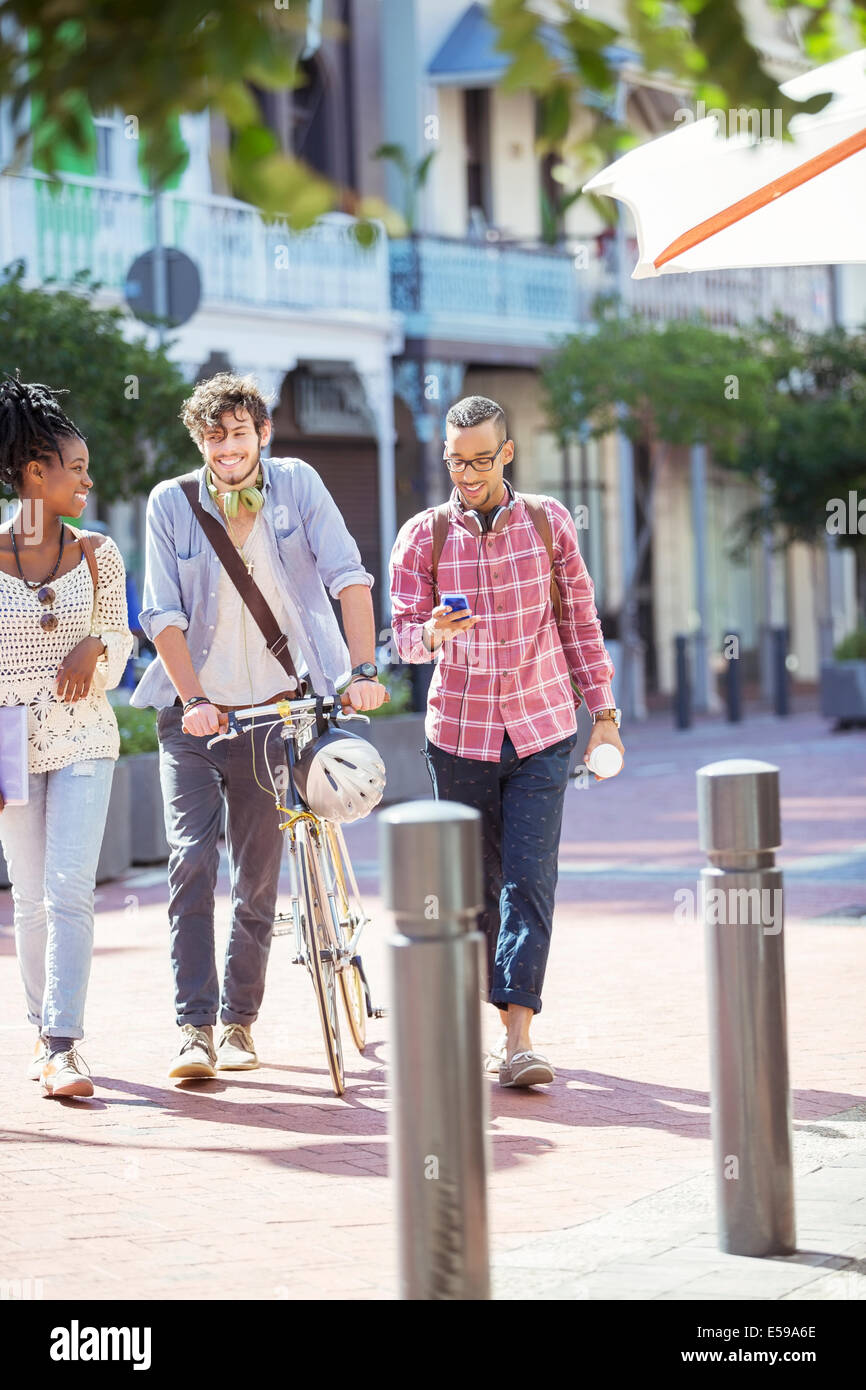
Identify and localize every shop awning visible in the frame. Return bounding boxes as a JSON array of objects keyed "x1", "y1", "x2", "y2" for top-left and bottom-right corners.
[{"x1": 427, "y1": 3, "x2": 635, "y2": 88}]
